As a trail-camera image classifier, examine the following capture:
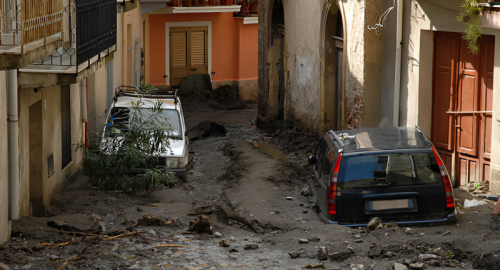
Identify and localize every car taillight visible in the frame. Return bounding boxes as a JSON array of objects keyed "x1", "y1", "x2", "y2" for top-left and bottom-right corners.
[
  {"x1": 432, "y1": 146, "x2": 455, "y2": 209},
  {"x1": 328, "y1": 154, "x2": 342, "y2": 215}
]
